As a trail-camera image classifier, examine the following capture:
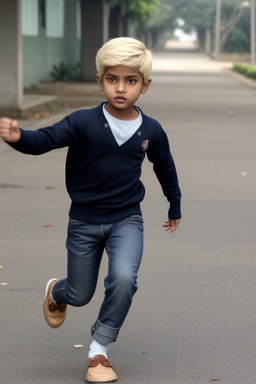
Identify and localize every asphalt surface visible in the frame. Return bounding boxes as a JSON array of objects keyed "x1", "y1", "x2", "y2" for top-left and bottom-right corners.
[{"x1": 1, "y1": 51, "x2": 256, "y2": 384}]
